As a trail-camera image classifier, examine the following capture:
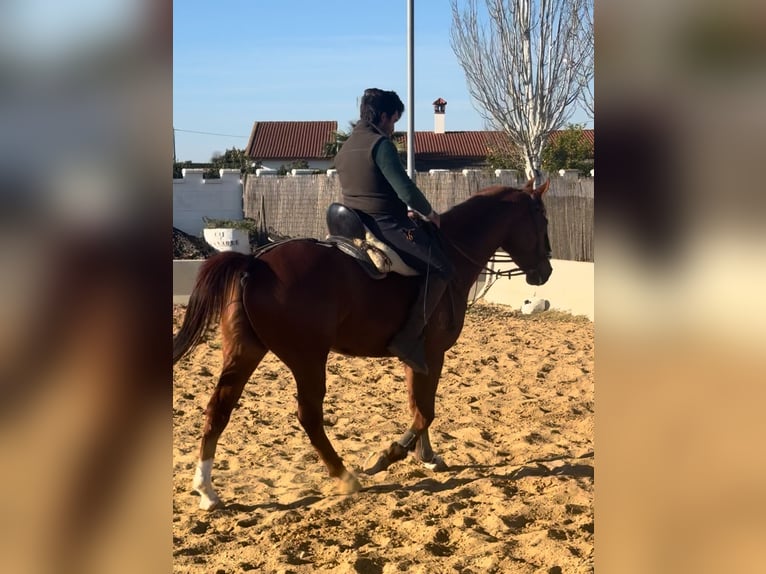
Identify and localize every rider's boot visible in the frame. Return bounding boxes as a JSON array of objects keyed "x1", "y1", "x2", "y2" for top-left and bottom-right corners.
[{"x1": 387, "y1": 275, "x2": 449, "y2": 375}]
